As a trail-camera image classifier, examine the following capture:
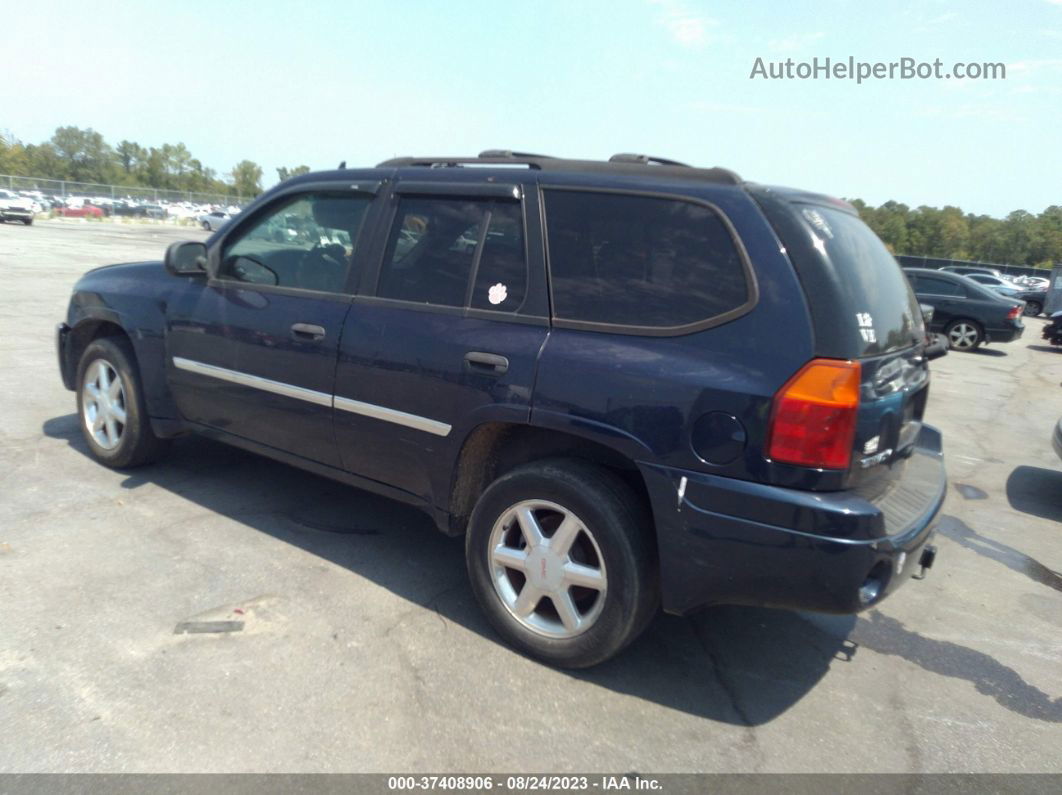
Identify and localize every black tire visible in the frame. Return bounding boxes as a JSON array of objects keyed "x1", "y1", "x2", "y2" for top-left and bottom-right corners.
[
  {"x1": 23, "y1": 217, "x2": 33, "y2": 226},
  {"x1": 75, "y1": 336, "x2": 169, "y2": 468},
  {"x1": 944, "y1": 319, "x2": 983, "y2": 351},
  {"x1": 201, "y1": 221, "x2": 210, "y2": 231},
  {"x1": 1024, "y1": 301, "x2": 1042, "y2": 317},
  {"x1": 465, "y1": 458, "x2": 658, "y2": 668}
]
